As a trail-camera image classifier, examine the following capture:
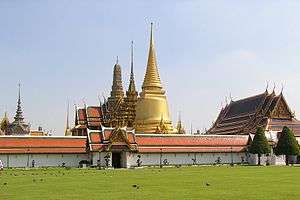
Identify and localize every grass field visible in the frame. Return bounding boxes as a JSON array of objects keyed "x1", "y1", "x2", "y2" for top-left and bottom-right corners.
[{"x1": 0, "y1": 166, "x2": 299, "y2": 200}]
